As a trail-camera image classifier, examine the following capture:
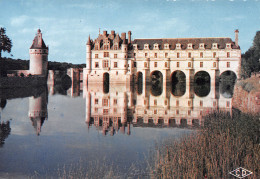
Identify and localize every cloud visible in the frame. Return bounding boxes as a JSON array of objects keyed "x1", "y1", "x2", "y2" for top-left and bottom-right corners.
[
  {"x1": 218, "y1": 15, "x2": 245, "y2": 22},
  {"x1": 10, "y1": 15, "x2": 29, "y2": 26}
]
